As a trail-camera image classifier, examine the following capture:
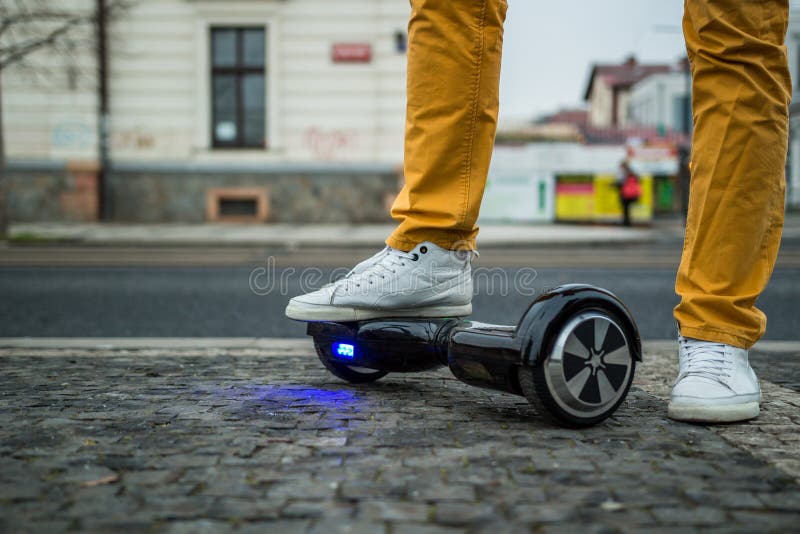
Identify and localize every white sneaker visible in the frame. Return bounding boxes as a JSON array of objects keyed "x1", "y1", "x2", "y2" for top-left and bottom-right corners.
[
  {"x1": 668, "y1": 336, "x2": 761, "y2": 423},
  {"x1": 285, "y1": 241, "x2": 473, "y2": 321}
]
